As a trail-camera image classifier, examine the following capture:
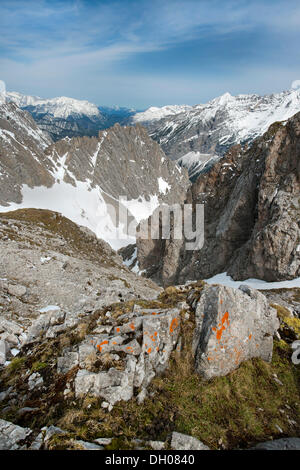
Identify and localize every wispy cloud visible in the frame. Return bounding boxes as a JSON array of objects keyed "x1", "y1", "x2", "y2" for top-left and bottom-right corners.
[{"x1": 0, "y1": 0, "x2": 300, "y2": 106}]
